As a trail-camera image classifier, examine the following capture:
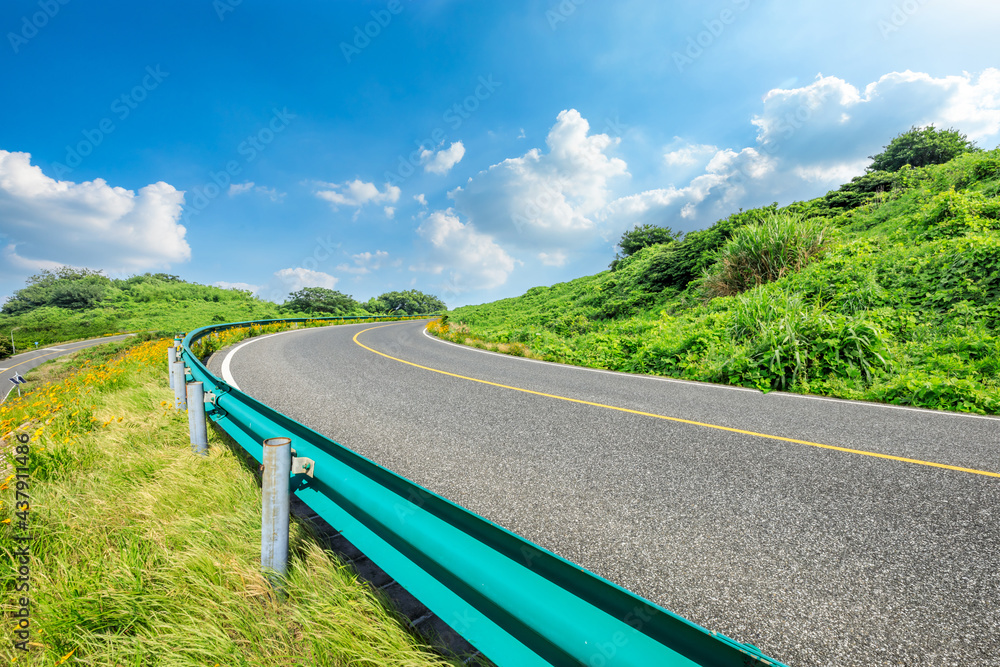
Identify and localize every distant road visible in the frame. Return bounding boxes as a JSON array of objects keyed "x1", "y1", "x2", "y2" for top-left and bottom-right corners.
[
  {"x1": 0, "y1": 334, "x2": 133, "y2": 403},
  {"x1": 221, "y1": 320, "x2": 1000, "y2": 667}
]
